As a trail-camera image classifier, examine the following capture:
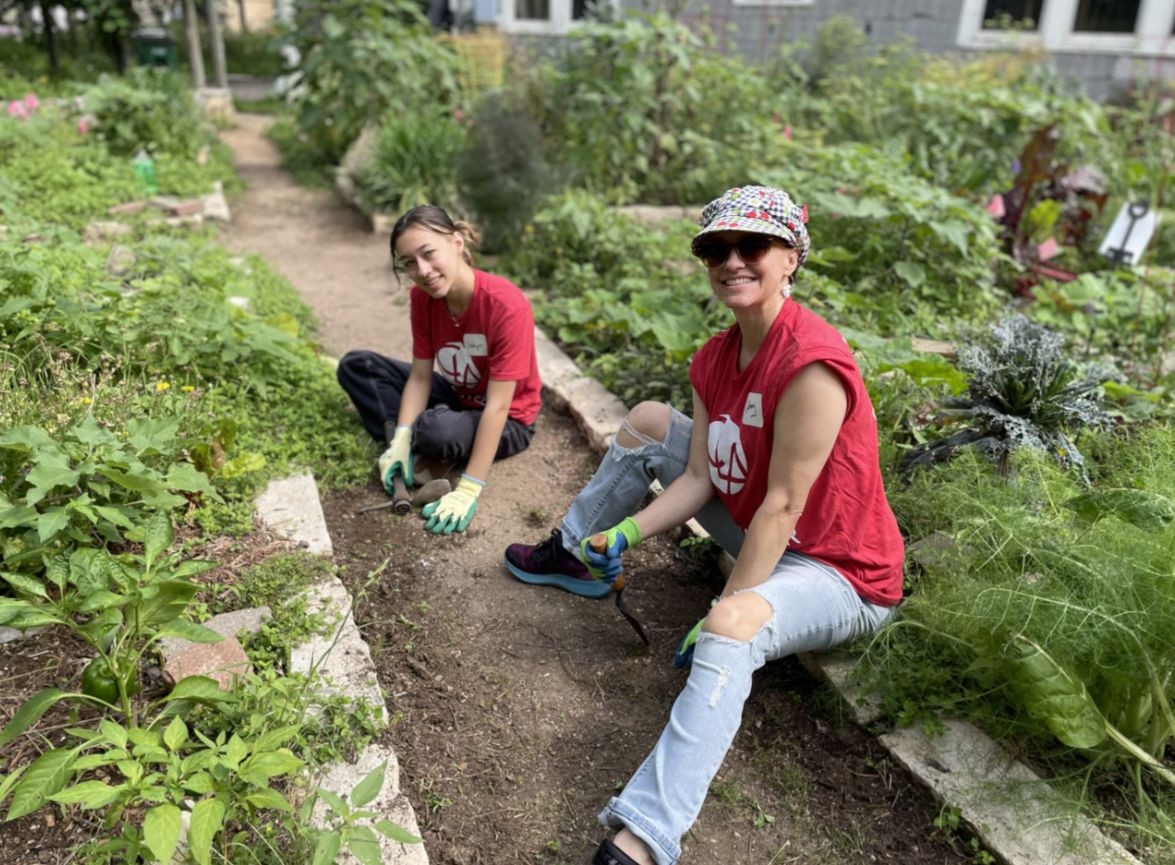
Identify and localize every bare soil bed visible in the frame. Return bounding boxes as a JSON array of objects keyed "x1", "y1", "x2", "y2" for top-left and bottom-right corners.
[{"x1": 322, "y1": 407, "x2": 968, "y2": 865}]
